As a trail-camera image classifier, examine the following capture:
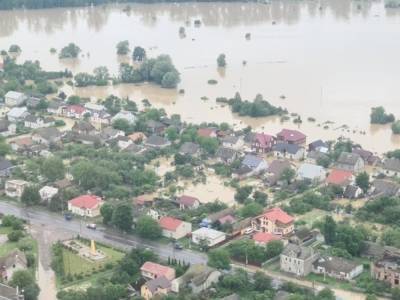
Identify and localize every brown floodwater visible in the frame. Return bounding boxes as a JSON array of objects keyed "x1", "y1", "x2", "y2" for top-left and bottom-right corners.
[{"x1": 1, "y1": 1, "x2": 400, "y2": 153}]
